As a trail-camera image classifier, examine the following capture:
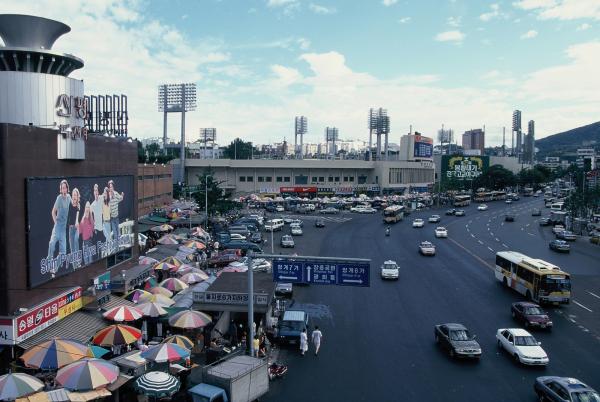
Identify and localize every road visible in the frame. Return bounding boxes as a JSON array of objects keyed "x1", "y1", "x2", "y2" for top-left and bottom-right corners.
[{"x1": 263, "y1": 199, "x2": 600, "y2": 402}]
